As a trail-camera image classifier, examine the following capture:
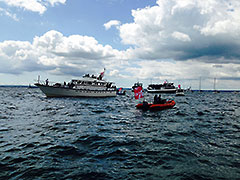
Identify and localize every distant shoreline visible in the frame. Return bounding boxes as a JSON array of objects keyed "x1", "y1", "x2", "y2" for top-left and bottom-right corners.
[
  {"x1": 190, "y1": 90, "x2": 240, "y2": 93},
  {"x1": 0, "y1": 85, "x2": 239, "y2": 92},
  {"x1": 0, "y1": 85, "x2": 38, "y2": 88}
]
